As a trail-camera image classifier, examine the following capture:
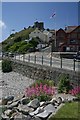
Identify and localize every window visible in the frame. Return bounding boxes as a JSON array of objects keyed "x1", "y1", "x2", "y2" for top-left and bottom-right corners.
[{"x1": 70, "y1": 39, "x2": 76, "y2": 43}]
